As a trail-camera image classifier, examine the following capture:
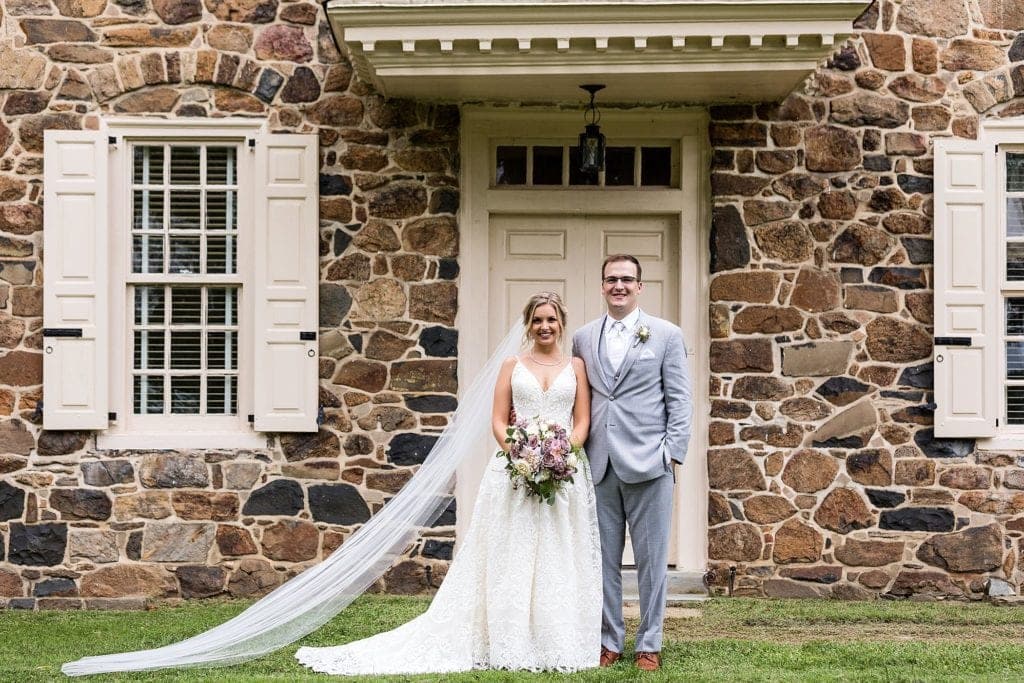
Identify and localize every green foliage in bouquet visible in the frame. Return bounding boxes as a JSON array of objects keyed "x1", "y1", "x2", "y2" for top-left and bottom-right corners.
[{"x1": 496, "y1": 416, "x2": 584, "y2": 505}]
